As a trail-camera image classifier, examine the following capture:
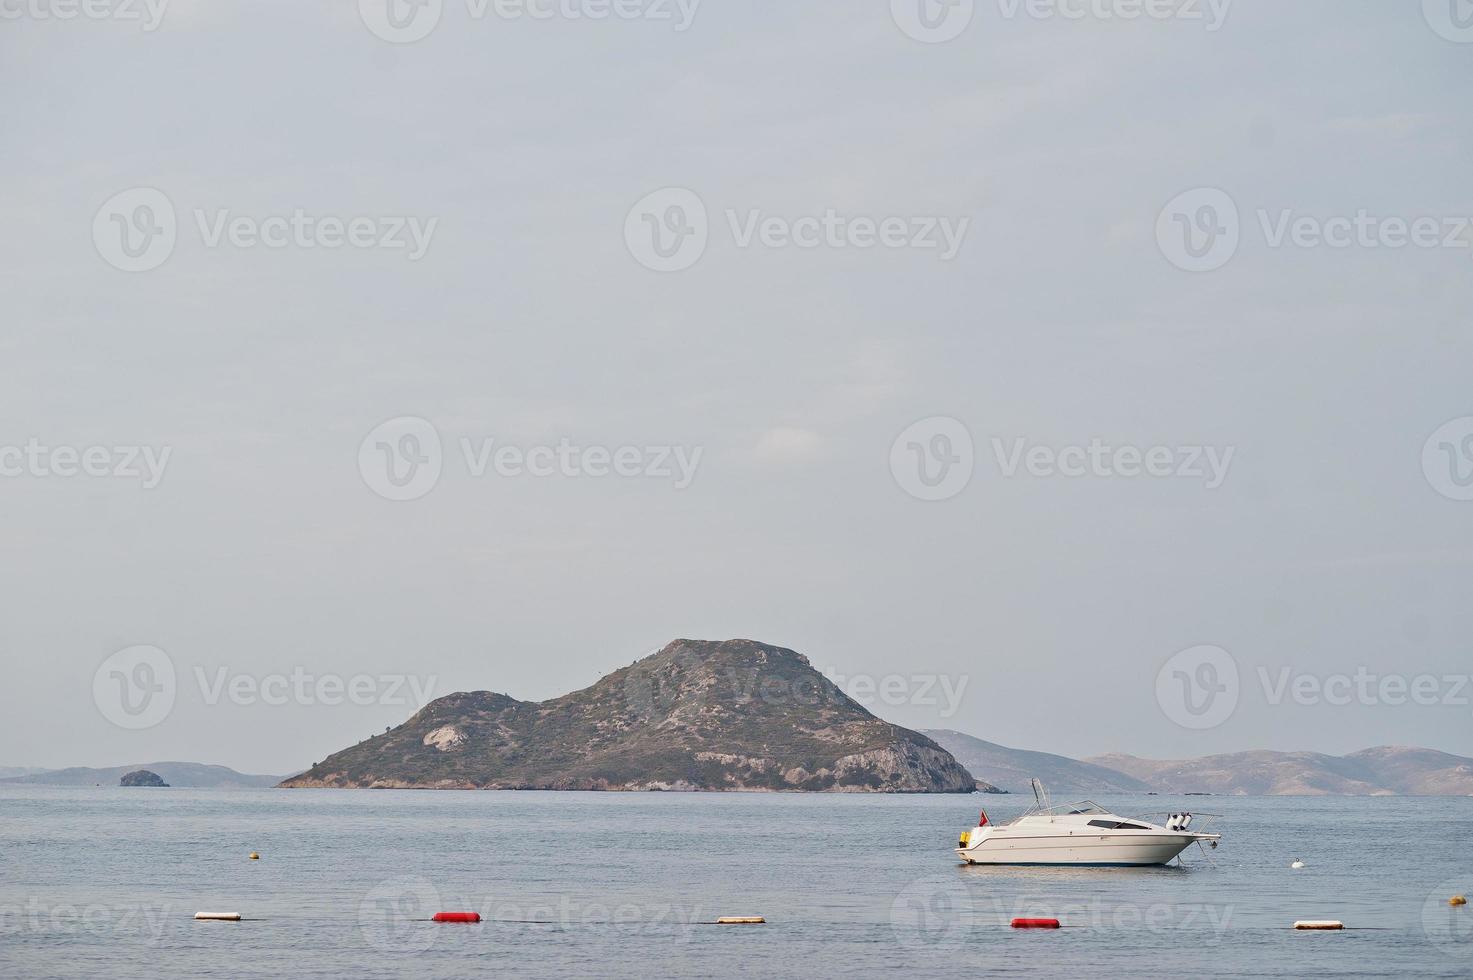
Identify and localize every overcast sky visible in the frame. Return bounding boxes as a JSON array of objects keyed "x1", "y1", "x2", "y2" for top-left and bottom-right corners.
[{"x1": 3, "y1": 1, "x2": 1471, "y2": 775}]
